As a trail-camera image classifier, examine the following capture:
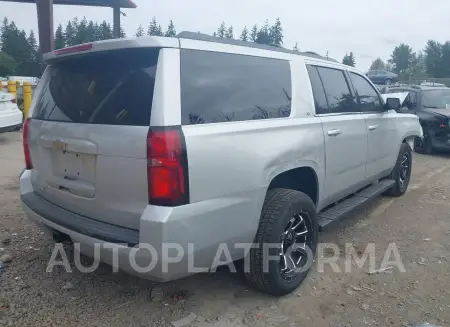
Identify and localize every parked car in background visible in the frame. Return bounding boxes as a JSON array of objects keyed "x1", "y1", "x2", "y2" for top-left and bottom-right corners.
[
  {"x1": 20, "y1": 32, "x2": 422, "y2": 296},
  {"x1": 0, "y1": 92, "x2": 23, "y2": 133},
  {"x1": 386, "y1": 85, "x2": 450, "y2": 154},
  {"x1": 367, "y1": 70, "x2": 398, "y2": 85}
]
